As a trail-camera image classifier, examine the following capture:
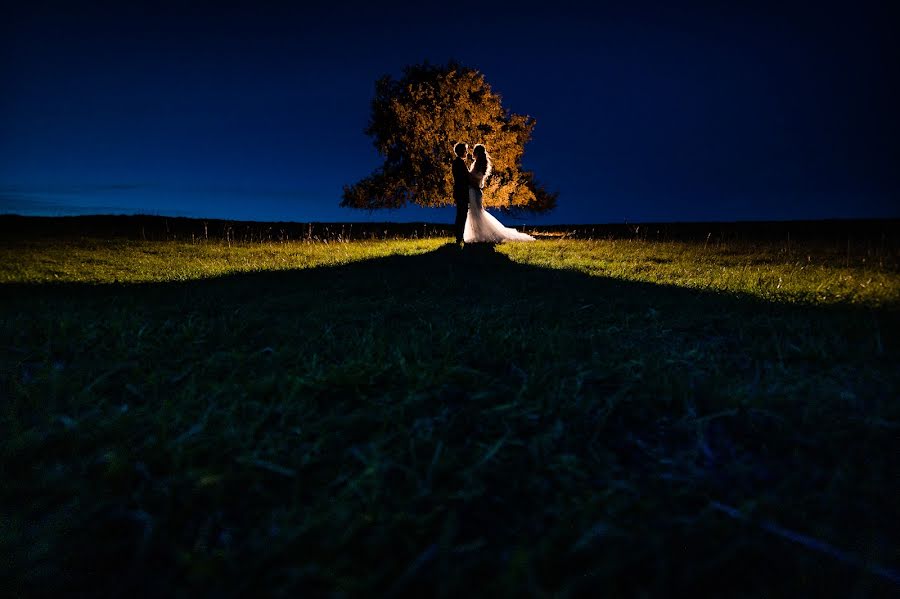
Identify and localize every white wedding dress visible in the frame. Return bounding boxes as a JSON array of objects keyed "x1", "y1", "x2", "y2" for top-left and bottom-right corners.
[{"x1": 463, "y1": 167, "x2": 535, "y2": 243}]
